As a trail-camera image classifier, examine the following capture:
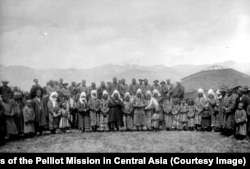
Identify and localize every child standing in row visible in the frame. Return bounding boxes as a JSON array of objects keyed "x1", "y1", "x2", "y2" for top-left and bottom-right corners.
[
  {"x1": 235, "y1": 103, "x2": 247, "y2": 141},
  {"x1": 23, "y1": 100, "x2": 35, "y2": 137},
  {"x1": 59, "y1": 102, "x2": 70, "y2": 134}
]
